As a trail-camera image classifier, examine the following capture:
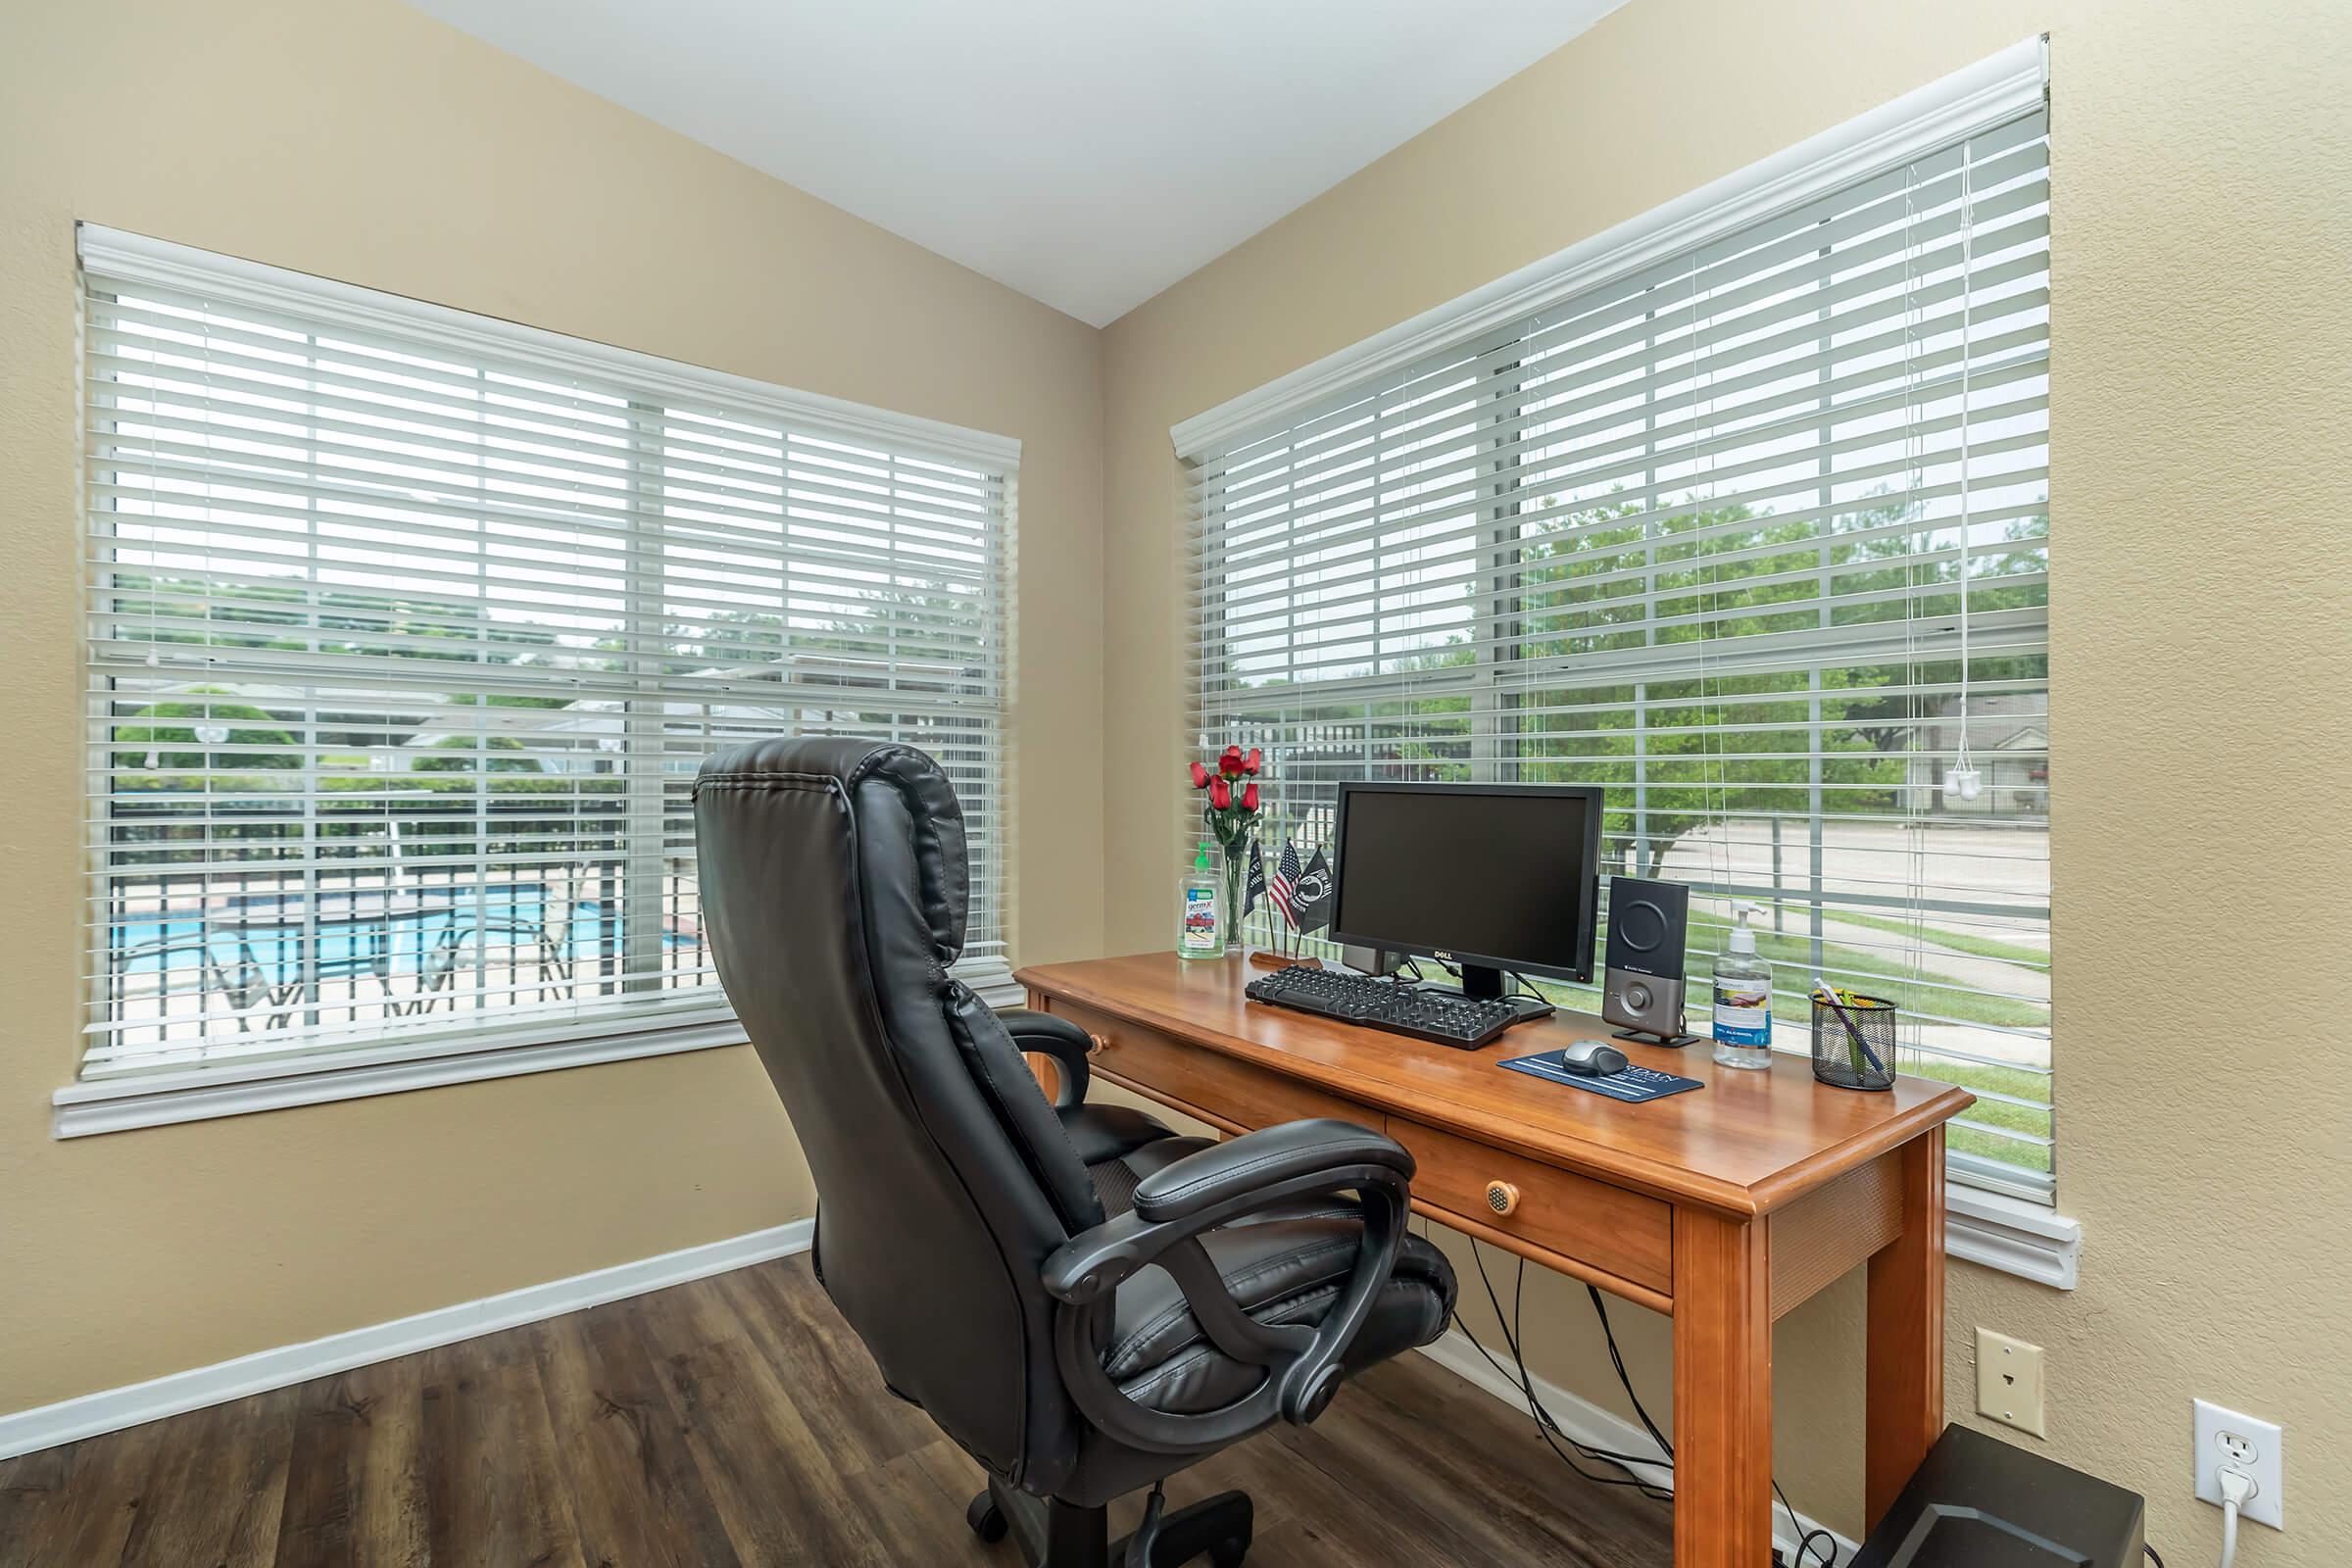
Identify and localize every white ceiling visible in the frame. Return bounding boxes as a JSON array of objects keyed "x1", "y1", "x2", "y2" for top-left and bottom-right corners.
[{"x1": 406, "y1": 0, "x2": 1628, "y2": 326}]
